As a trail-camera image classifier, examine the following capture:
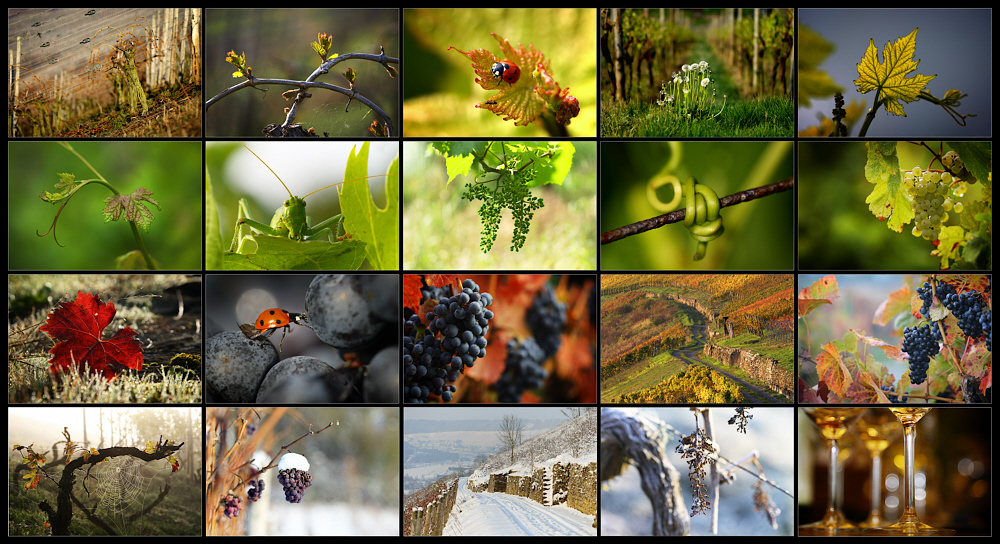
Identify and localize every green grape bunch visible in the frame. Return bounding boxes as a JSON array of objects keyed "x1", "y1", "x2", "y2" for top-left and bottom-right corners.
[{"x1": 903, "y1": 166, "x2": 963, "y2": 242}]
